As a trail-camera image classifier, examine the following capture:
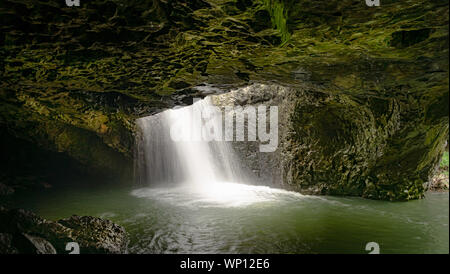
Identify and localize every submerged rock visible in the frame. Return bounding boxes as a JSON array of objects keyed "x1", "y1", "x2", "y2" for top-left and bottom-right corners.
[{"x1": 0, "y1": 207, "x2": 128, "y2": 254}]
